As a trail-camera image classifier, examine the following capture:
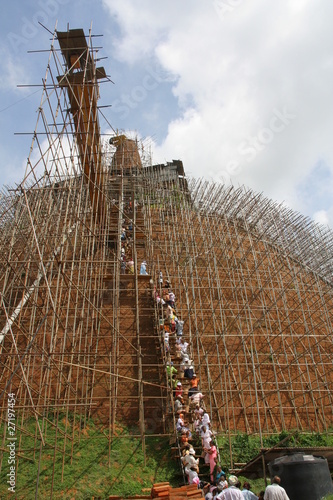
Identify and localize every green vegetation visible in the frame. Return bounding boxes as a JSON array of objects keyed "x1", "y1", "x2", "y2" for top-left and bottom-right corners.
[
  {"x1": 216, "y1": 430, "x2": 333, "y2": 469},
  {"x1": 1, "y1": 418, "x2": 332, "y2": 499},
  {"x1": 0, "y1": 417, "x2": 180, "y2": 499},
  {"x1": 215, "y1": 430, "x2": 333, "y2": 497}
]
